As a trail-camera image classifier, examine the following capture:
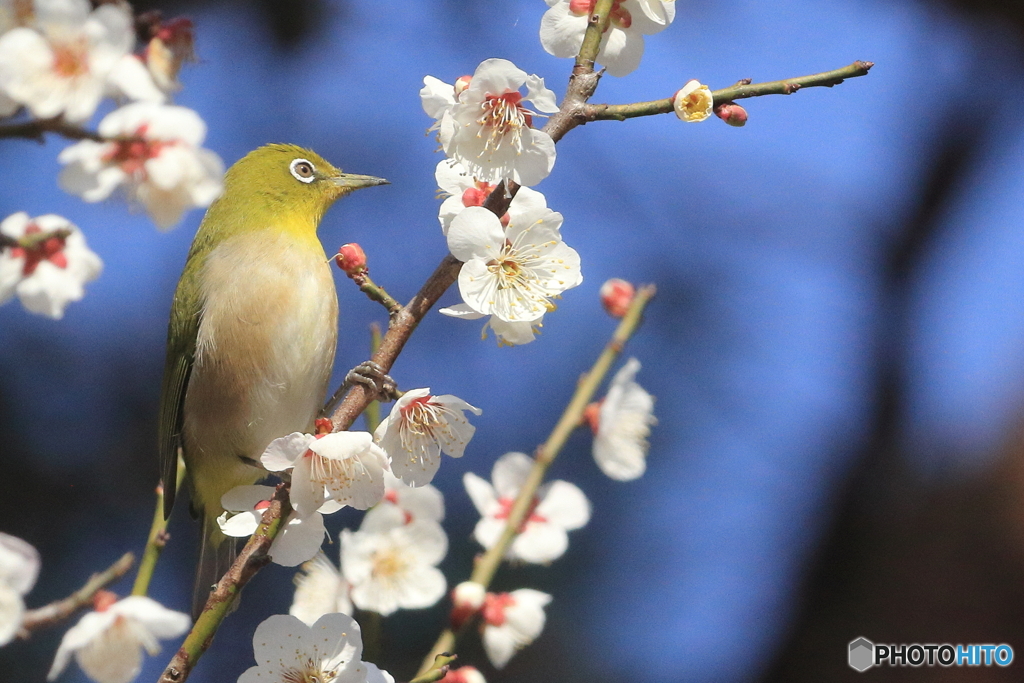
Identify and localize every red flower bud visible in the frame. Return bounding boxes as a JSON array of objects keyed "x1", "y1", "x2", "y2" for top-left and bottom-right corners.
[
  {"x1": 600, "y1": 278, "x2": 635, "y2": 318},
  {"x1": 714, "y1": 102, "x2": 748, "y2": 127},
  {"x1": 335, "y1": 243, "x2": 367, "y2": 276},
  {"x1": 314, "y1": 417, "x2": 334, "y2": 435}
]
